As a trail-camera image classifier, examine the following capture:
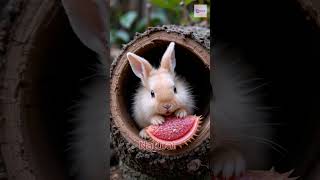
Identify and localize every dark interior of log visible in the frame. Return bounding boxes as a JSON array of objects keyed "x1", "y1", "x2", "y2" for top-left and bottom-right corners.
[
  {"x1": 119, "y1": 40, "x2": 211, "y2": 133},
  {"x1": 22, "y1": 8, "x2": 98, "y2": 180}
]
